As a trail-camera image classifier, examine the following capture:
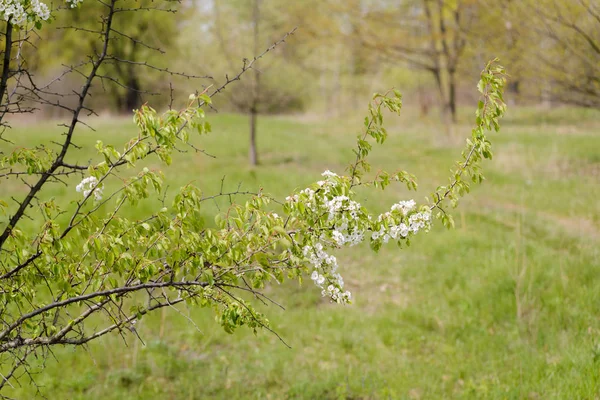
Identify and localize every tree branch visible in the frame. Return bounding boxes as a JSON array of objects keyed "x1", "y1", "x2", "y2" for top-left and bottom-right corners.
[{"x1": 0, "y1": 1, "x2": 118, "y2": 252}]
